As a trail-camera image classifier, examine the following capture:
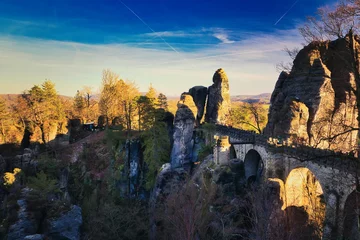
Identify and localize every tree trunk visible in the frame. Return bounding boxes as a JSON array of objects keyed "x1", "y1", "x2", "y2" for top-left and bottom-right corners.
[{"x1": 40, "y1": 123, "x2": 46, "y2": 144}]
